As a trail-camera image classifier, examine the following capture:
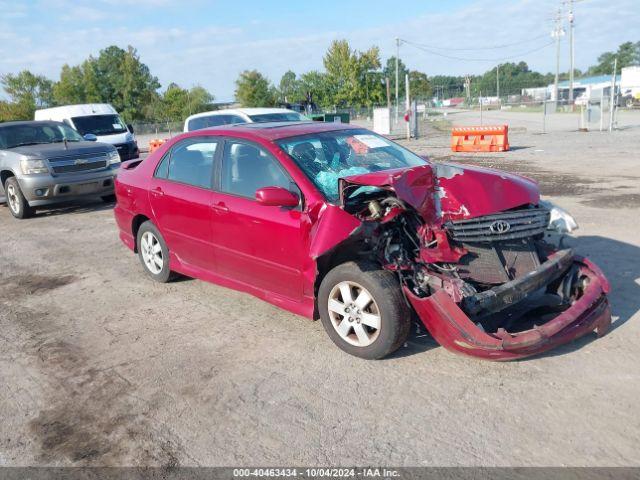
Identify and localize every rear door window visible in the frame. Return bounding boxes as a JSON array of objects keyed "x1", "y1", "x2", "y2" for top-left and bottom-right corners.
[{"x1": 156, "y1": 139, "x2": 218, "y2": 189}]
